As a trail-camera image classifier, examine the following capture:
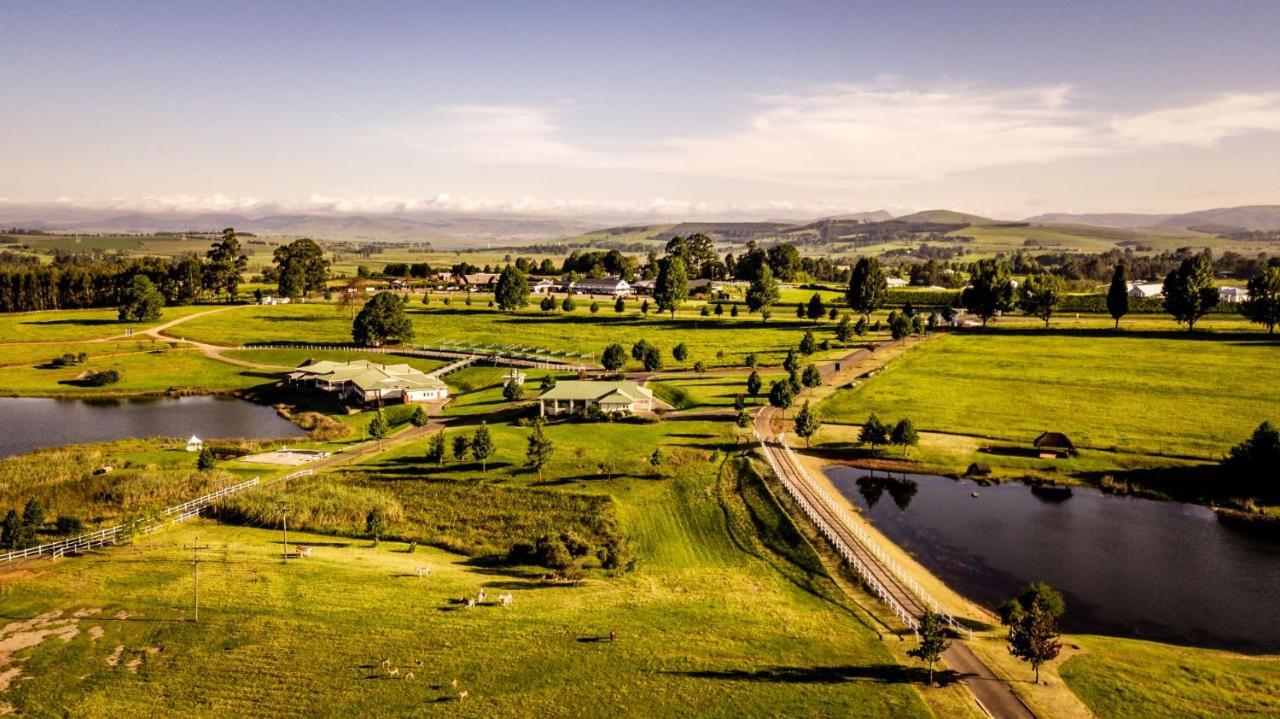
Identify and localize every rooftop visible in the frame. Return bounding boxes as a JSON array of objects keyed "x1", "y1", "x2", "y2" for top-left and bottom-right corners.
[{"x1": 539, "y1": 380, "x2": 653, "y2": 402}]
